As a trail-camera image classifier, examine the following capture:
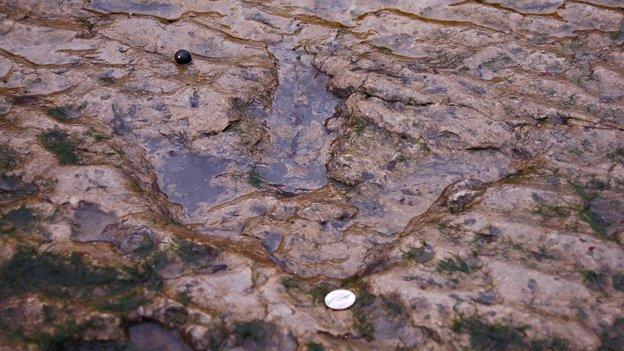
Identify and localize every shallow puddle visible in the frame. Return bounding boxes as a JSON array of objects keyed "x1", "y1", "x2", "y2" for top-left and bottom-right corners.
[
  {"x1": 158, "y1": 152, "x2": 229, "y2": 216},
  {"x1": 253, "y1": 41, "x2": 340, "y2": 193},
  {"x1": 153, "y1": 40, "x2": 341, "y2": 217}
]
